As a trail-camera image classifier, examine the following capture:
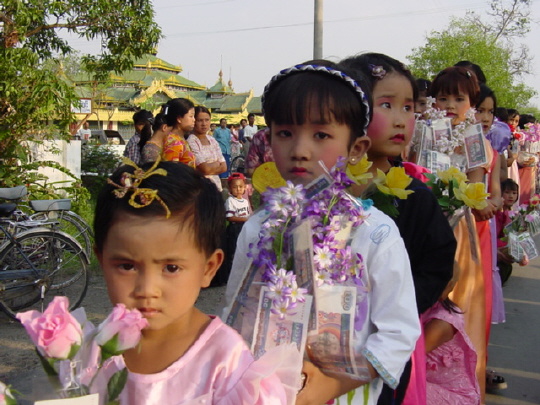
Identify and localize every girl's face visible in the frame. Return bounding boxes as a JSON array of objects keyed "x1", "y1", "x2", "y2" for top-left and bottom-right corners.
[
  {"x1": 475, "y1": 97, "x2": 495, "y2": 135},
  {"x1": 176, "y1": 108, "x2": 196, "y2": 133},
  {"x1": 502, "y1": 188, "x2": 518, "y2": 208},
  {"x1": 508, "y1": 115, "x2": 520, "y2": 128},
  {"x1": 435, "y1": 88, "x2": 471, "y2": 125},
  {"x1": 415, "y1": 92, "x2": 429, "y2": 114},
  {"x1": 194, "y1": 112, "x2": 211, "y2": 135},
  {"x1": 271, "y1": 109, "x2": 370, "y2": 186},
  {"x1": 97, "y1": 214, "x2": 222, "y2": 333},
  {"x1": 367, "y1": 73, "x2": 416, "y2": 160}
]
